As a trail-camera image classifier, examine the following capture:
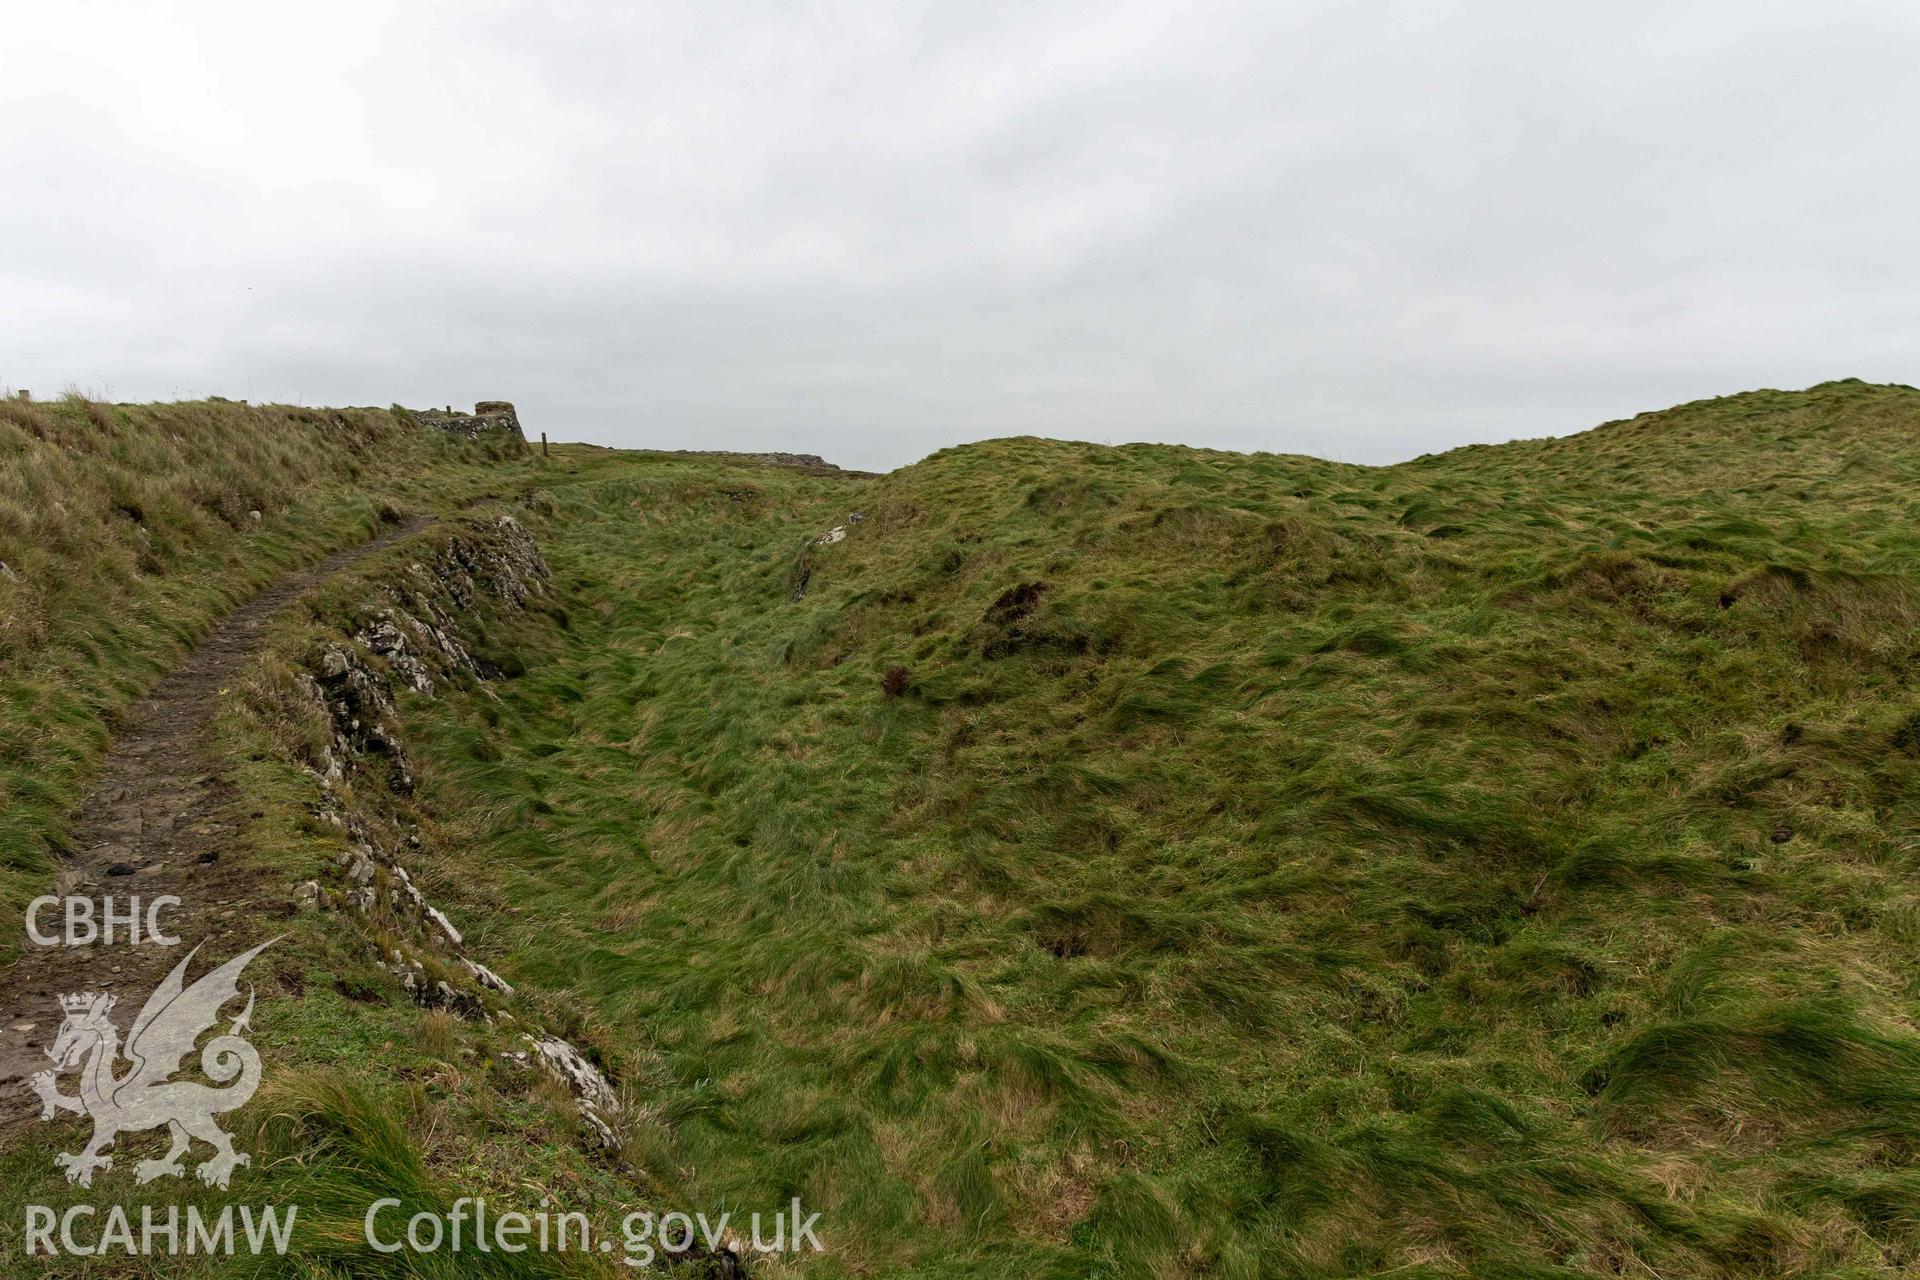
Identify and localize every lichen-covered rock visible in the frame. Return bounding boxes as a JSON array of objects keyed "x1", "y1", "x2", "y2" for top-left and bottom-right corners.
[
  {"x1": 419, "y1": 402, "x2": 527, "y2": 446},
  {"x1": 525, "y1": 1034, "x2": 622, "y2": 1148},
  {"x1": 265, "y1": 512, "x2": 621, "y2": 1159},
  {"x1": 291, "y1": 516, "x2": 549, "y2": 799},
  {"x1": 339, "y1": 845, "x2": 377, "y2": 885},
  {"x1": 461, "y1": 958, "x2": 514, "y2": 994}
]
